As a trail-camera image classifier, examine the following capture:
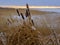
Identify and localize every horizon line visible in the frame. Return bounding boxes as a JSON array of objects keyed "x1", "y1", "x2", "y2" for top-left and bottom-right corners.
[{"x1": 0, "y1": 5, "x2": 60, "y2": 9}]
